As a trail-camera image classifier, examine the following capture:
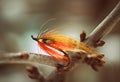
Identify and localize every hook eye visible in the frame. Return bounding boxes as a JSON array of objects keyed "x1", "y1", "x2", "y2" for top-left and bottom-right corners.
[{"x1": 31, "y1": 35, "x2": 38, "y2": 41}]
